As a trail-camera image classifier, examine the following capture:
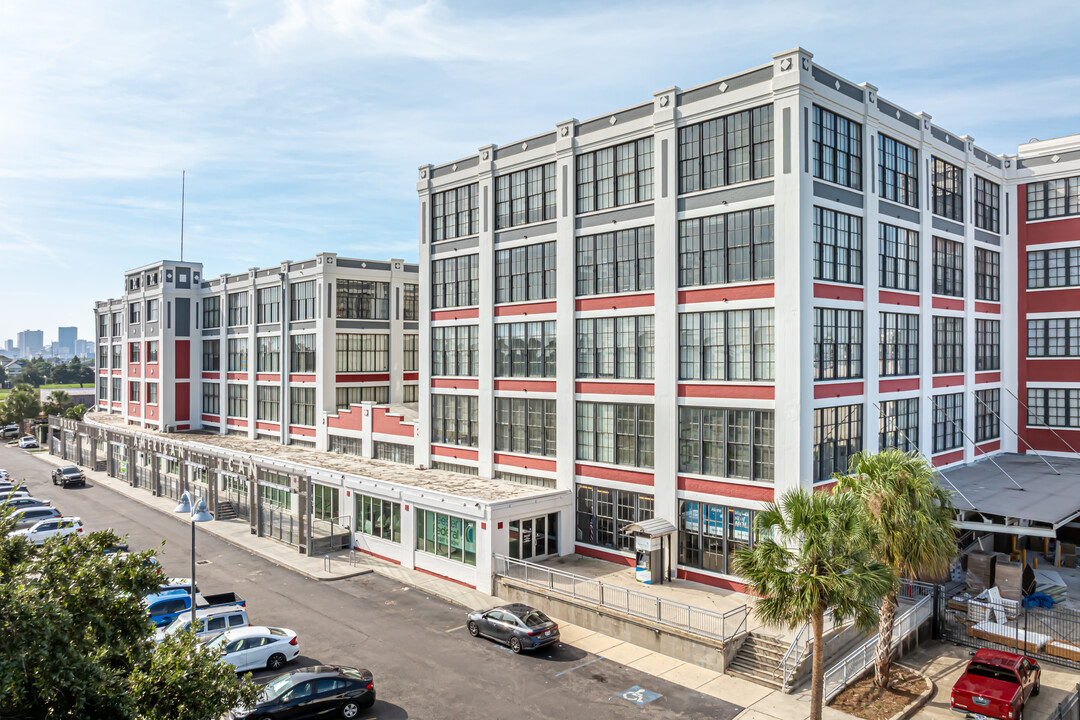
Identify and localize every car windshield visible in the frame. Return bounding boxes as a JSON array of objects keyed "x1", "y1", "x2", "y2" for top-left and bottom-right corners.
[
  {"x1": 521, "y1": 611, "x2": 552, "y2": 628},
  {"x1": 163, "y1": 616, "x2": 191, "y2": 636},
  {"x1": 968, "y1": 662, "x2": 1019, "y2": 684},
  {"x1": 262, "y1": 674, "x2": 295, "y2": 700},
  {"x1": 203, "y1": 632, "x2": 227, "y2": 647}
]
